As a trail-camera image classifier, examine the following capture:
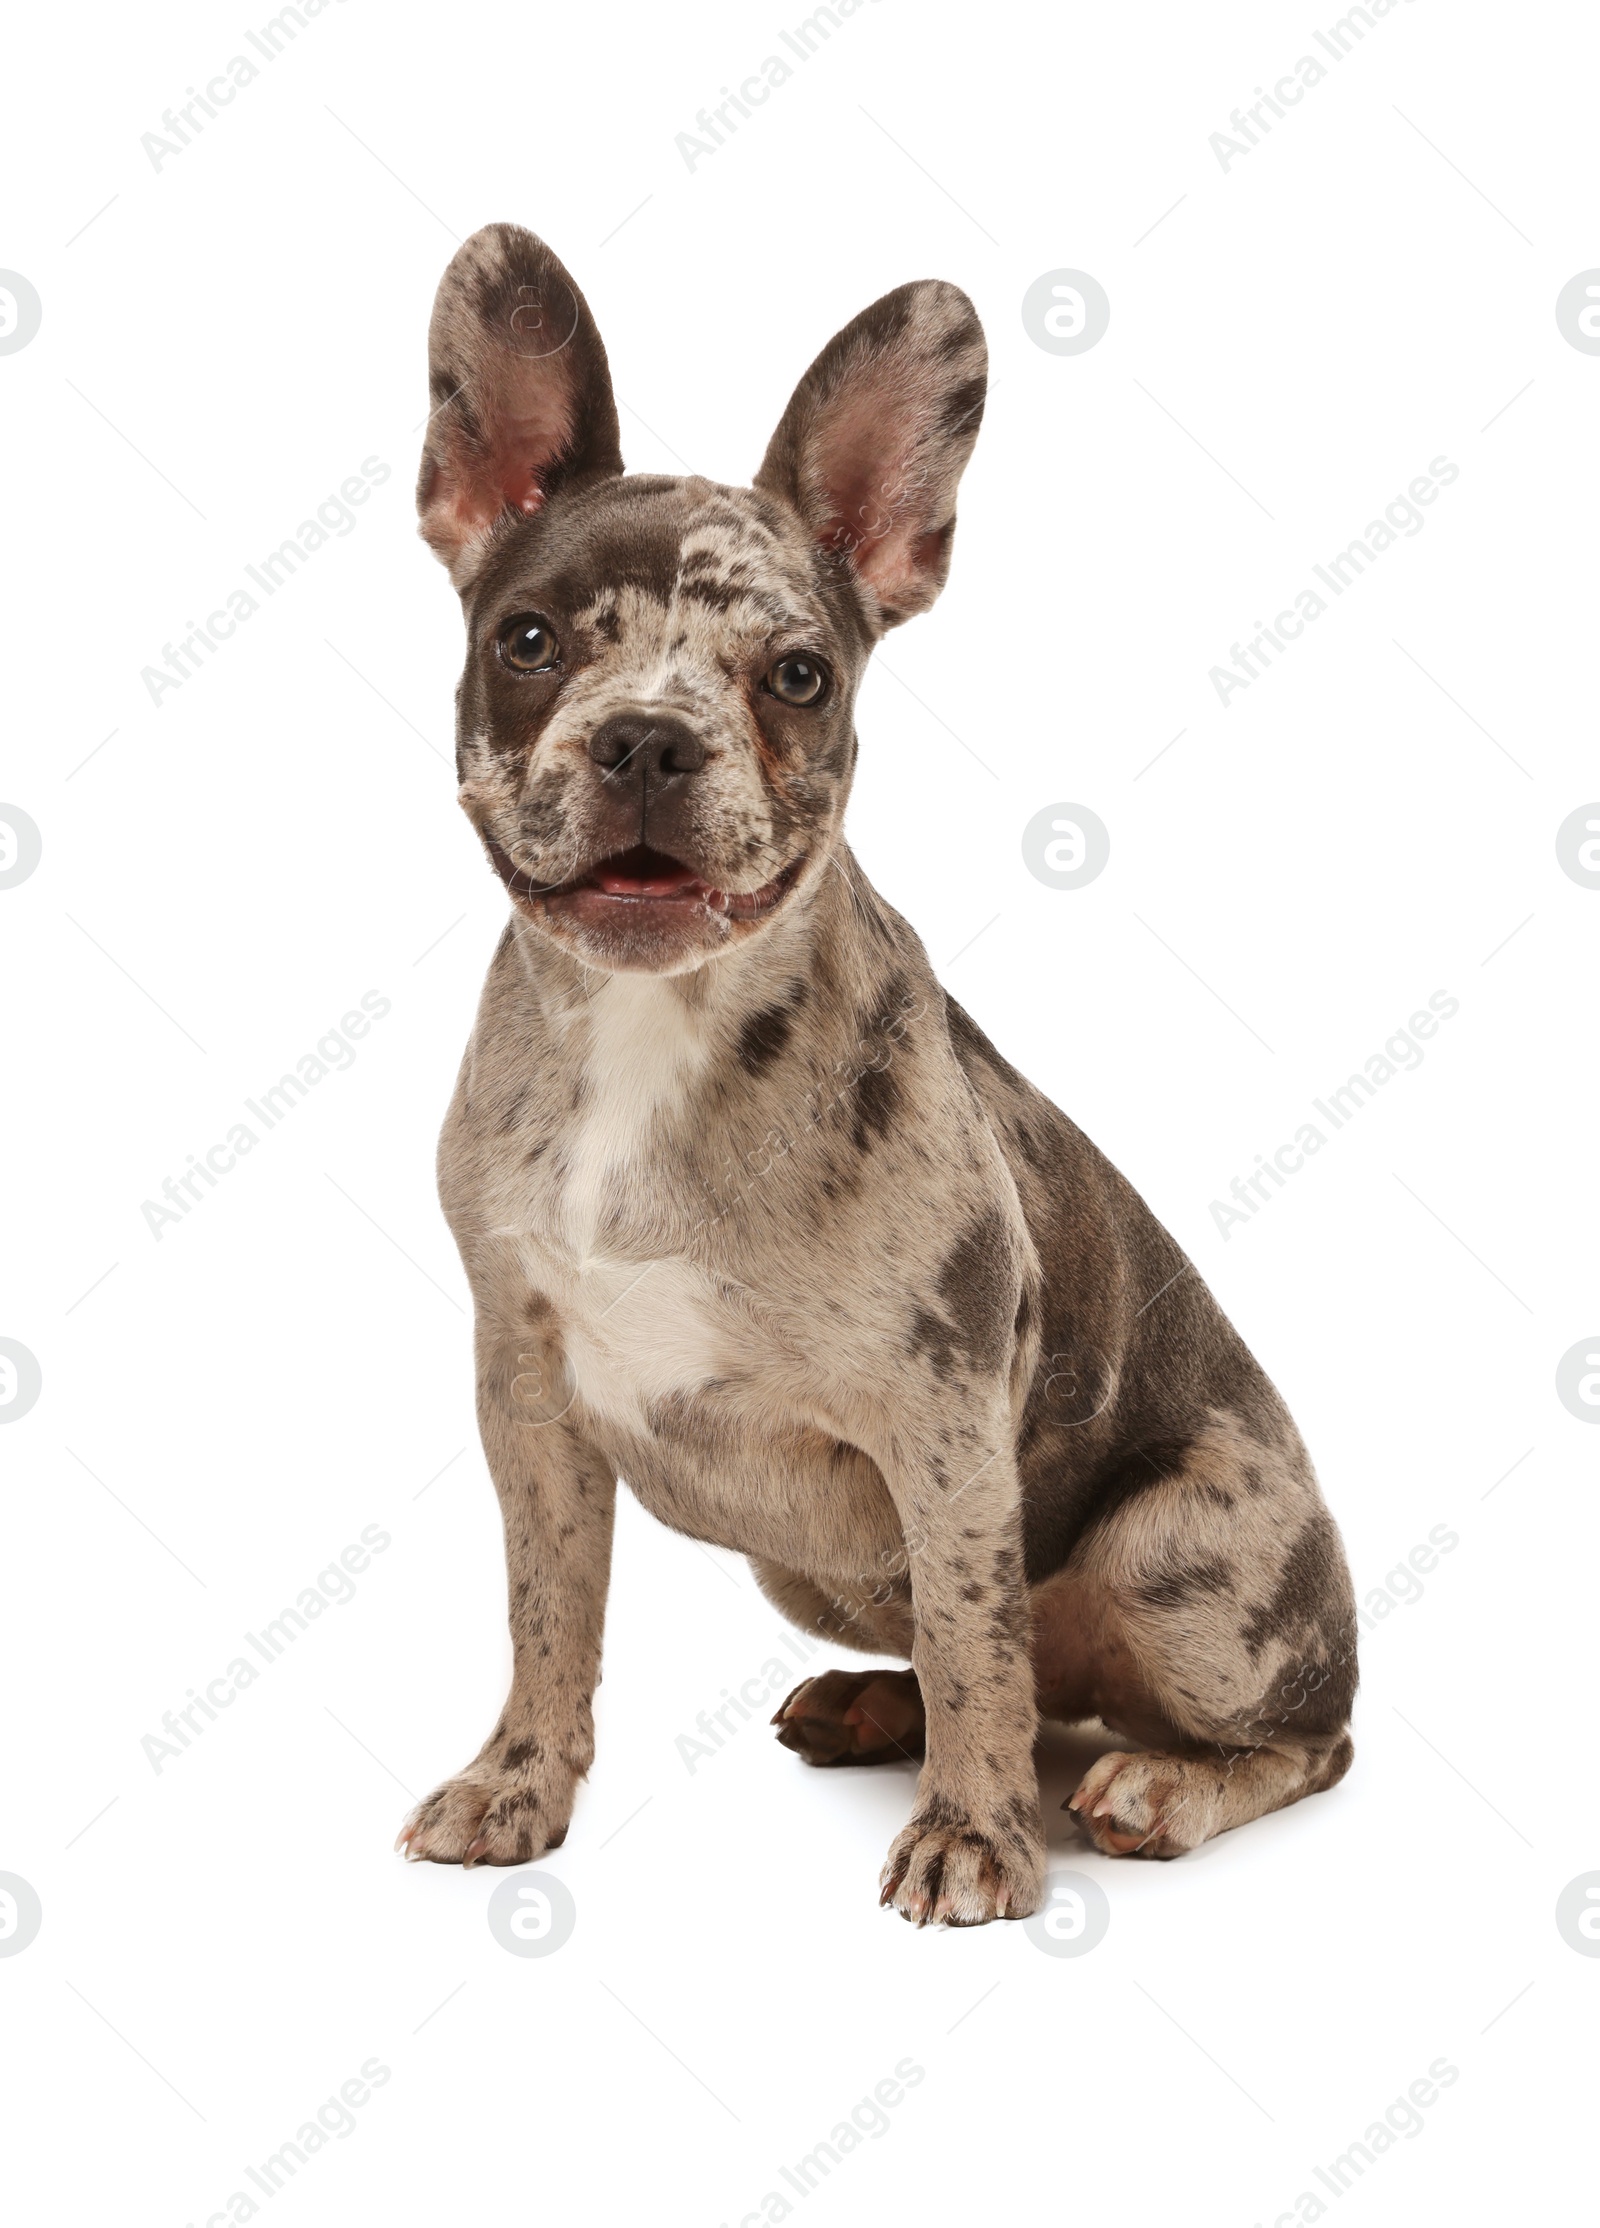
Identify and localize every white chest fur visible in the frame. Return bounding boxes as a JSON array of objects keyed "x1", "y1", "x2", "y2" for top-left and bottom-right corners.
[
  {"x1": 557, "y1": 973, "x2": 710, "y2": 1258},
  {"x1": 525, "y1": 975, "x2": 742, "y2": 1435}
]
